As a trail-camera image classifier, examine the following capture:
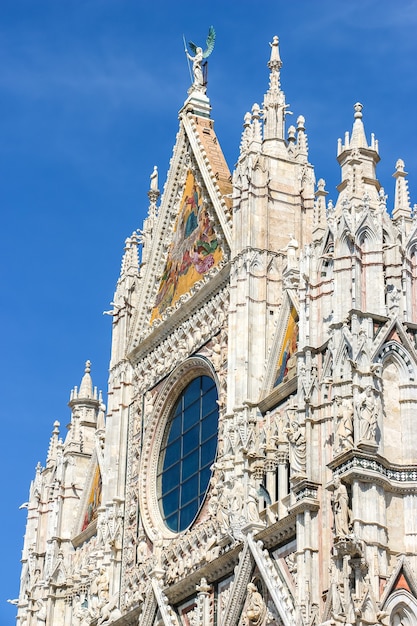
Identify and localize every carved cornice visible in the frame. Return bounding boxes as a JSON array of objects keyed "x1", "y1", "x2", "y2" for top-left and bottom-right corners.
[
  {"x1": 162, "y1": 515, "x2": 298, "y2": 606},
  {"x1": 130, "y1": 263, "x2": 230, "y2": 364},
  {"x1": 164, "y1": 542, "x2": 242, "y2": 606},
  {"x1": 255, "y1": 513, "x2": 297, "y2": 551},
  {"x1": 259, "y1": 377, "x2": 297, "y2": 413},
  {"x1": 130, "y1": 285, "x2": 229, "y2": 393},
  {"x1": 332, "y1": 453, "x2": 417, "y2": 493},
  {"x1": 106, "y1": 607, "x2": 141, "y2": 626}
]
